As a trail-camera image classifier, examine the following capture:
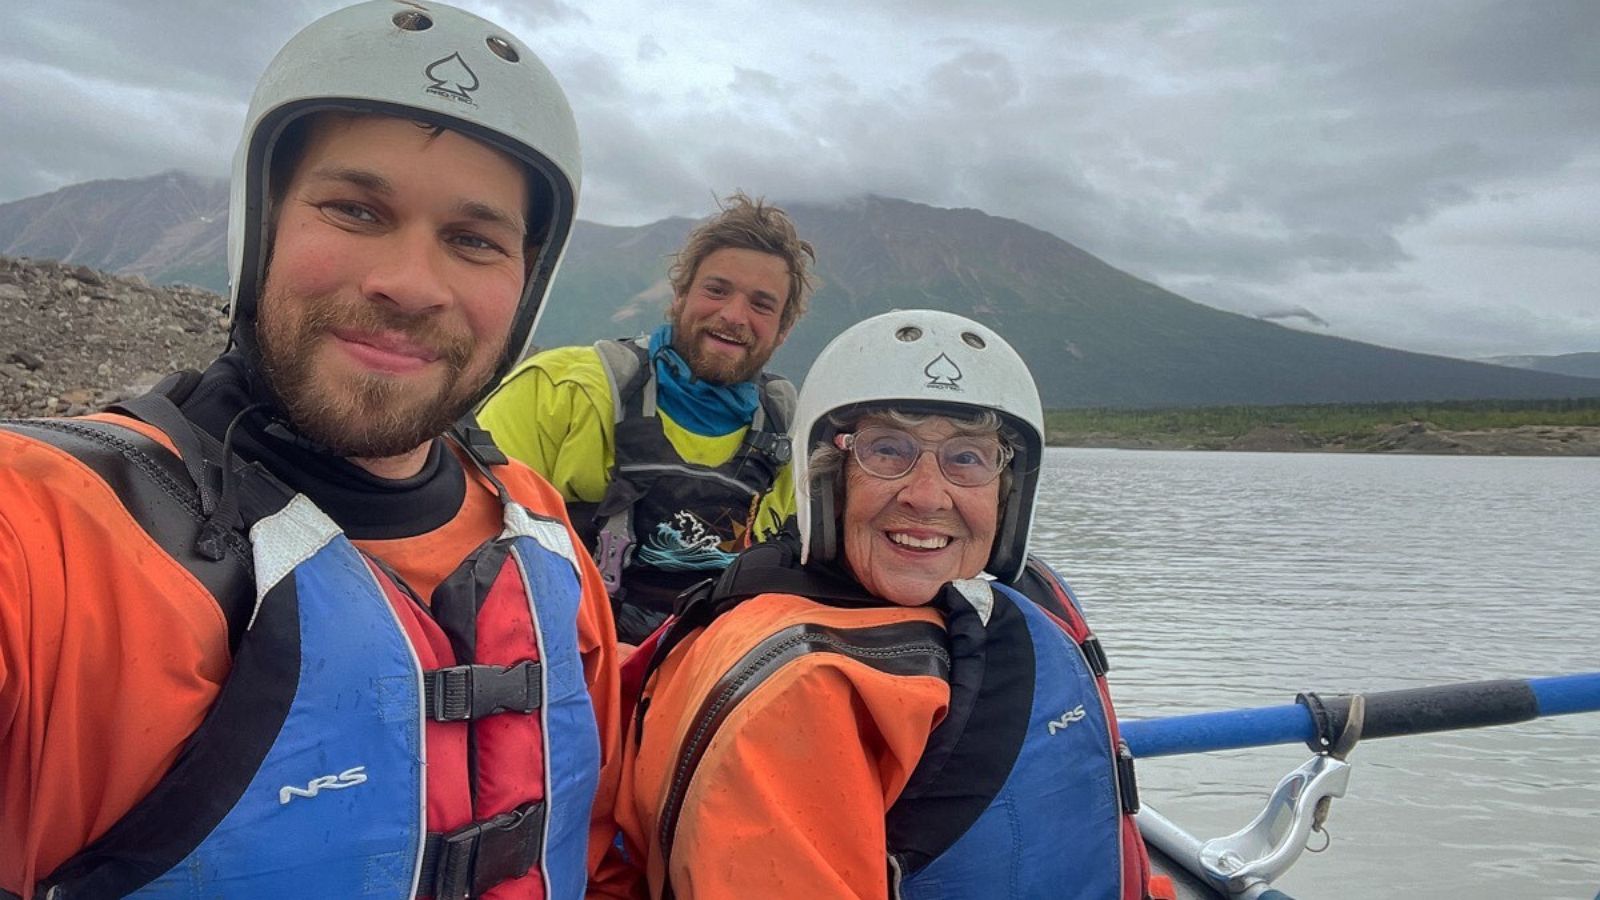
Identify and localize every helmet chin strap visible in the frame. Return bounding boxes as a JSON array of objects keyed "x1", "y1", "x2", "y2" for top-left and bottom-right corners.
[
  {"x1": 809, "y1": 473, "x2": 839, "y2": 565},
  {"x1": 989, "y1": 491, "x2": 1022, "y2": 581},
  {"x1": 212, "y1": 316, "x2": 341, "y2": 458}
]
